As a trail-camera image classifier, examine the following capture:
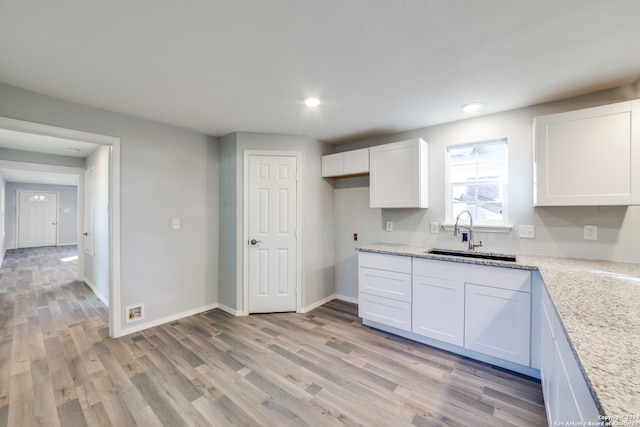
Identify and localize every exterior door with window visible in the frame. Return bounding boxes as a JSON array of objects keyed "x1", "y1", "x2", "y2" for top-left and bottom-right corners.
[
  {"x1": 18, "y1": 191, "x2": 58, "y2": 248},
  {"x1": 247, "y1": 154, "x2": 298, "y2": 313}
]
